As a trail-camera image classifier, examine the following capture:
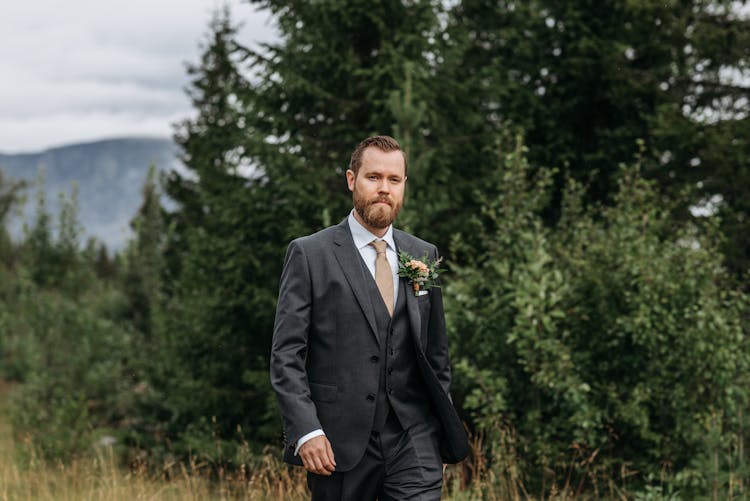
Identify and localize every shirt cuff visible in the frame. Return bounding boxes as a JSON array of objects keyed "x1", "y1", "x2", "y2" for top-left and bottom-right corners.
[{"x1": 295, "y1": 429, "x2": 325, "y2": 456}]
